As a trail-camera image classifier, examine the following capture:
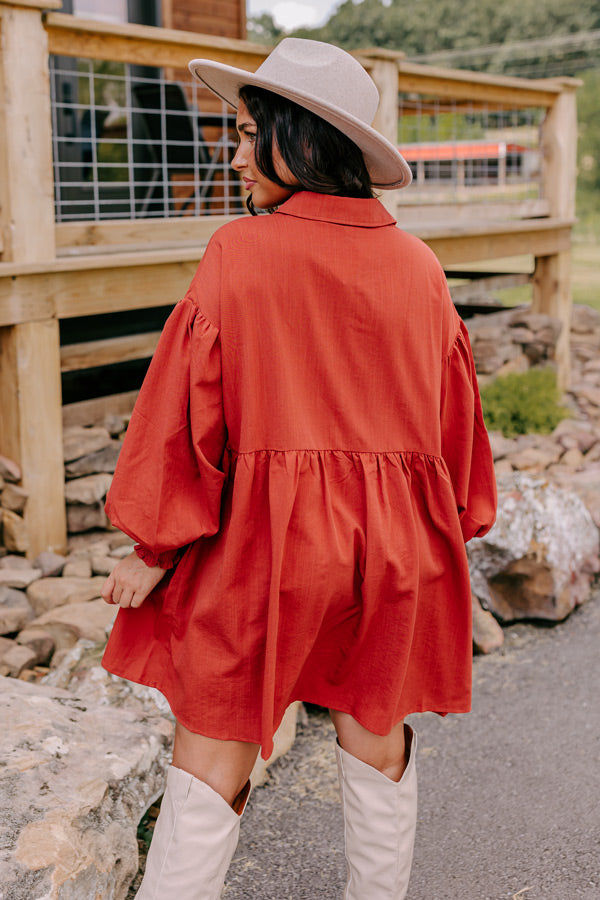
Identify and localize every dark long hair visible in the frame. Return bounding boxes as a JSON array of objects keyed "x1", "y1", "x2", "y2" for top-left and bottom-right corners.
[{"x1": 239, "y1": 85, "x2": 374, "y2": 213}]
